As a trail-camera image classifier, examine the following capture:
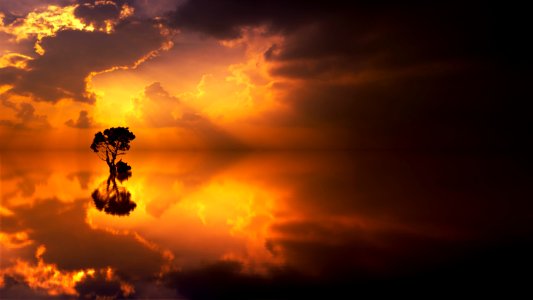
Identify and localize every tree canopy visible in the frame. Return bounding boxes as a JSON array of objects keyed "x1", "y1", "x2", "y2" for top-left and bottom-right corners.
[{"x1": 90, "y1": 127, "x2": 135, "y2": 170}]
